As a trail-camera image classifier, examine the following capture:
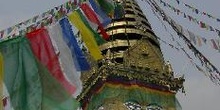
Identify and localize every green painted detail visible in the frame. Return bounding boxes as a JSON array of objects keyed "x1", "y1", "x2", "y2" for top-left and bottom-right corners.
[{"x1": 87, "y1": 84, "x2": 181, "y2": 110}]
